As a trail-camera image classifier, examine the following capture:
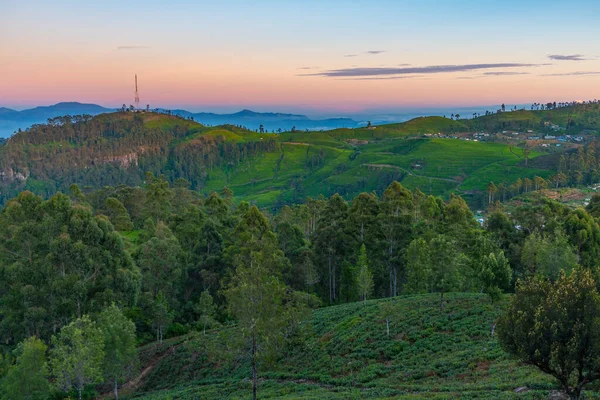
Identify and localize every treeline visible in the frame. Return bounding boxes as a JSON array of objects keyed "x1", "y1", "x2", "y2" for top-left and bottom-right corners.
[
  {"x1": 486, "y1": 141, "x2": 600, "y2": 205},
  {"x1": 2, "y1": 176, "x2": 600, "y2": 398},
  {"x1": 0, "y1": 114, "x2": 278, "y2": 204}
]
